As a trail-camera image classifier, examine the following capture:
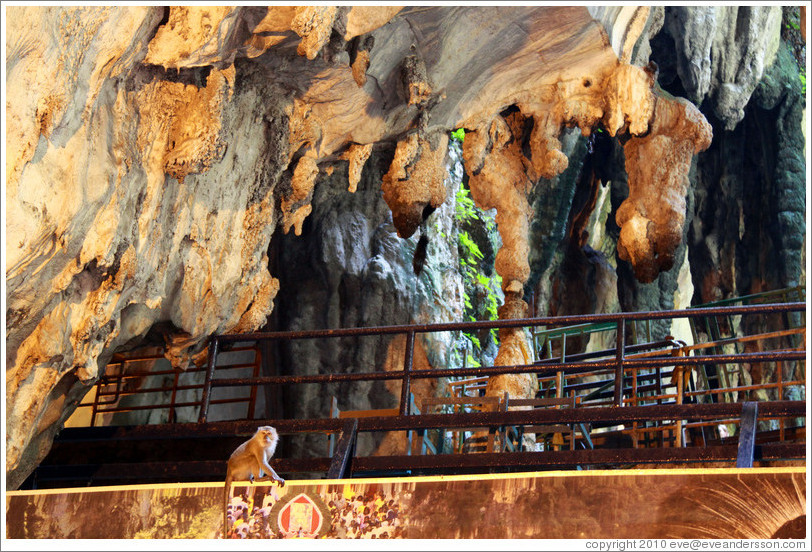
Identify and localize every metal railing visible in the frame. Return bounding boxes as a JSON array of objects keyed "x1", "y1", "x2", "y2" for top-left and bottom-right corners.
[
  {"x1": 196, "y1": 302, "x2": 805, "y2": 428},
  {"x1": 79, "y1": 345, "x2": 262, "y2": 427},
  {"x1": 531, "y1": 327, "x2": 805, "y2": 405},
  {"x1": 688, "y1": 286, "x2": 805, "y2": 398},
  {"x1": 73, "y1": 302, "x2": 805, "y2": 451},
  {"x1": 29, "y1": 301, "x2": 806, "y2": 489}
]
